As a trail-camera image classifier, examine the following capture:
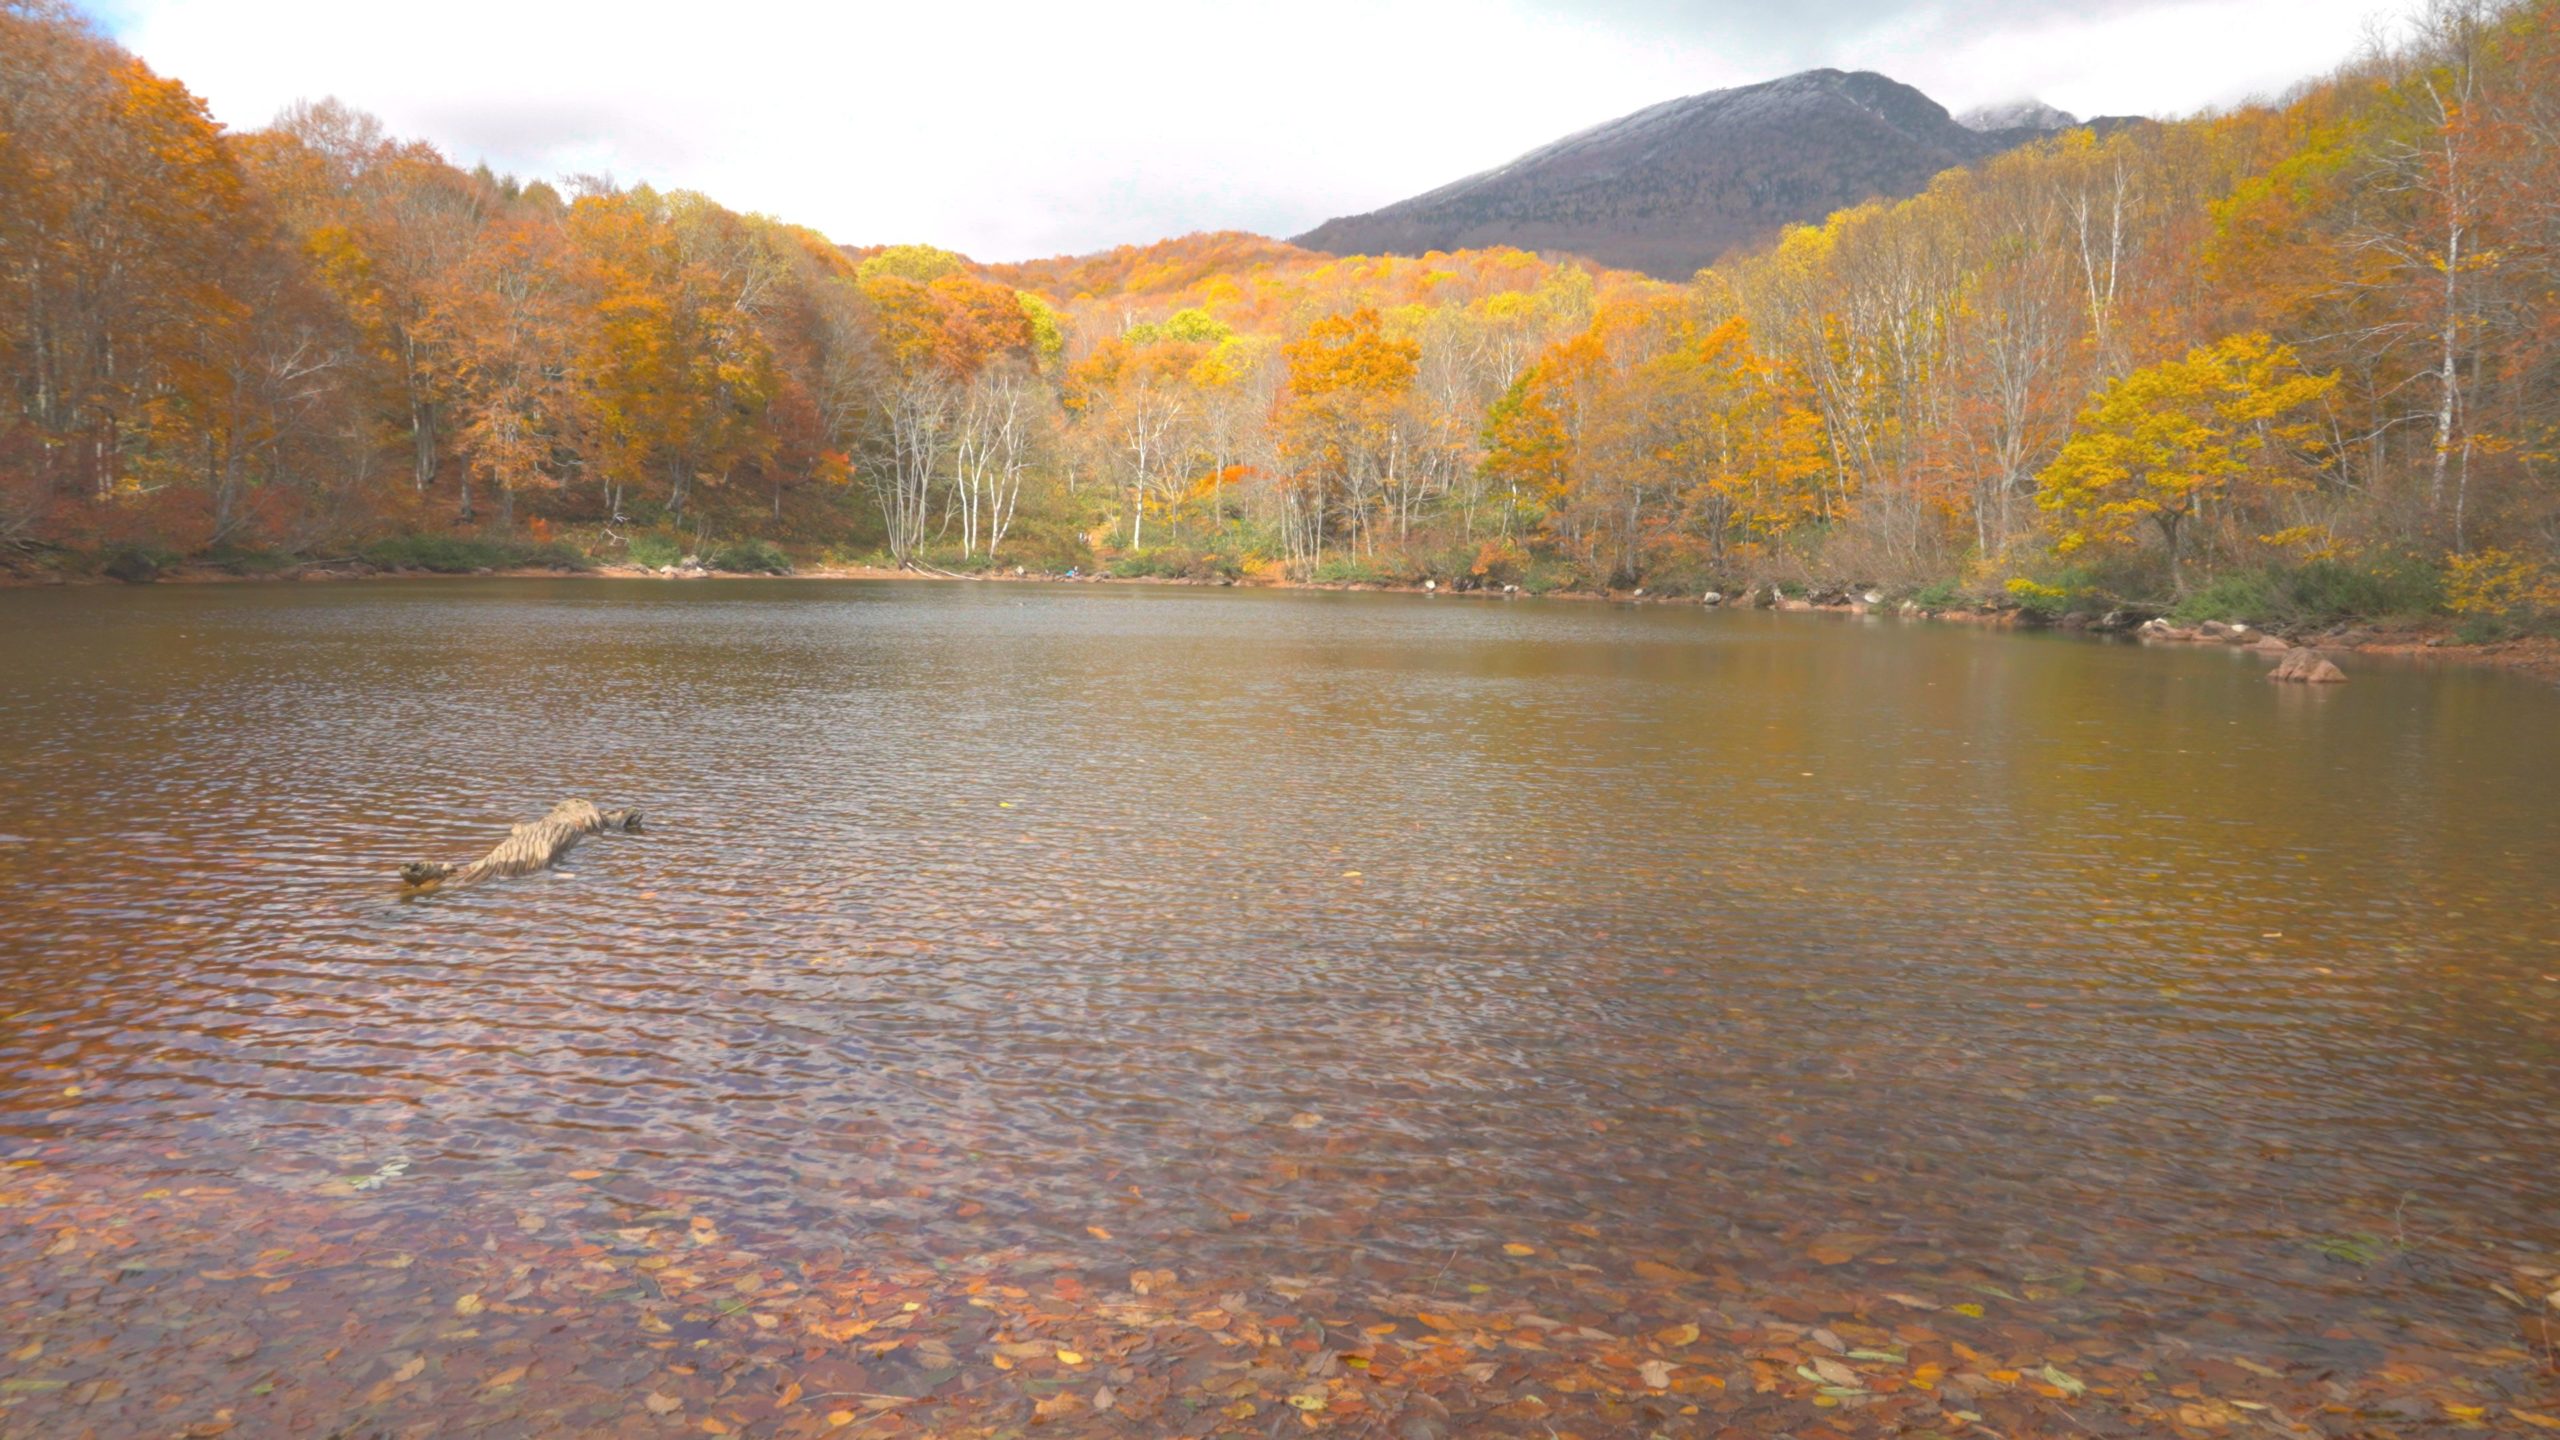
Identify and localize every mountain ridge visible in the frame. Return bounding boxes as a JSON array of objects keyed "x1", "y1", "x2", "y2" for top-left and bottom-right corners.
[{"x1": 1294, "y1": 69, "x2": 2127, "y2": 280}]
